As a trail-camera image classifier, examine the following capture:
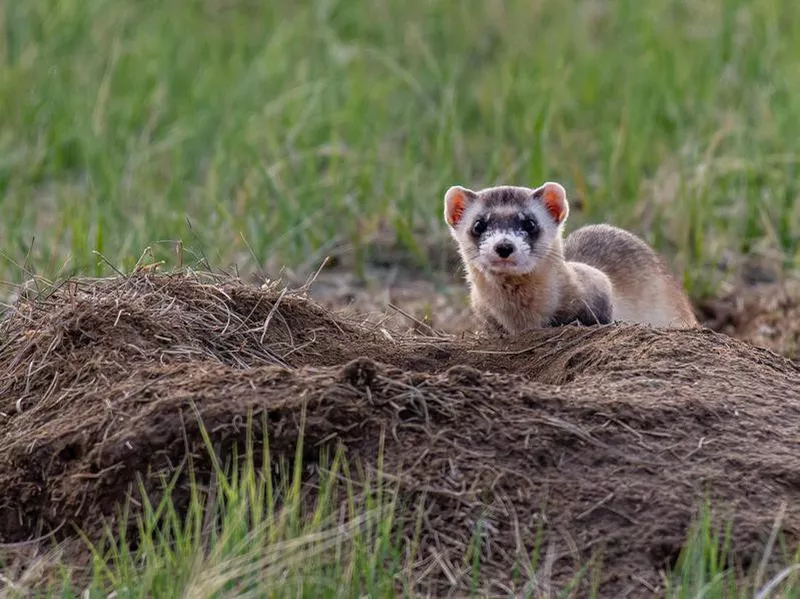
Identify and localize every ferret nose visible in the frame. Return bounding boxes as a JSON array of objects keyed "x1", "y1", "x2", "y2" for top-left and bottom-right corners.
[{"x1": 494, "y1": 242, "x2": 514, "y2": 259}]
